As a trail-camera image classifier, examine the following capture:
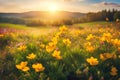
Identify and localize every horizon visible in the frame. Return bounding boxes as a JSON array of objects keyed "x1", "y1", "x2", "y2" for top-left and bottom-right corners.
[
  {"x1": 0, "y1": 9, "x2": 120, "y2": 14},
  {"x1": 0, "y1": 0, "x2": 120, "y2": 13}
]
